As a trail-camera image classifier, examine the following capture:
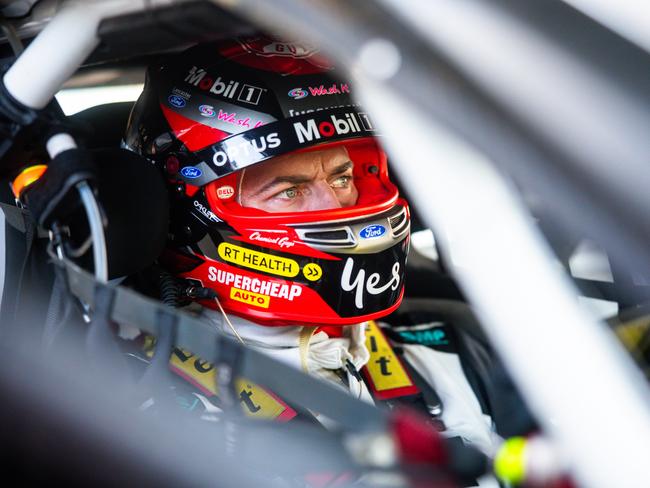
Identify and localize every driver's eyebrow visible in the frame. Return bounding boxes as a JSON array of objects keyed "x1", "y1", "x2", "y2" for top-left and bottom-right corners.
[
  {"x1": 253, "y1": 161, "x2": 354, "y2": 197},
  {"x1": 327, "y1": 160, "x2": 354, "y2": 176},
  {"x1": 253, "y1": 174, "x2": 313, "y2": 197}
]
